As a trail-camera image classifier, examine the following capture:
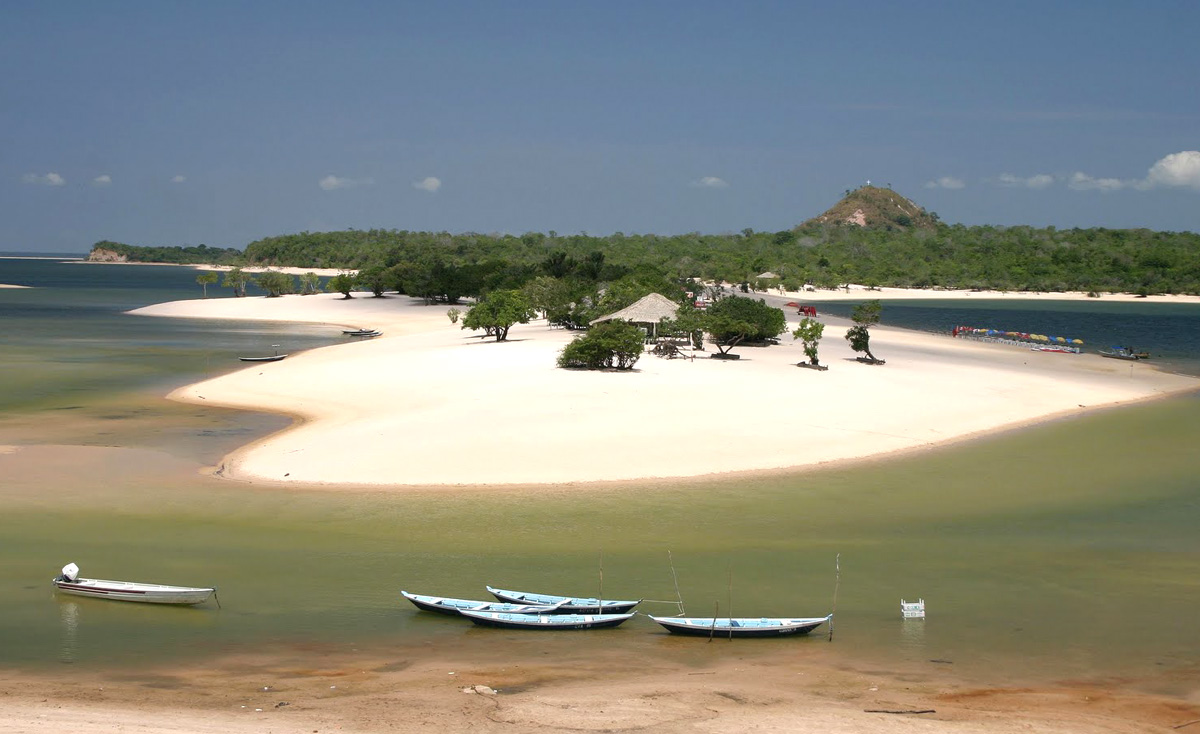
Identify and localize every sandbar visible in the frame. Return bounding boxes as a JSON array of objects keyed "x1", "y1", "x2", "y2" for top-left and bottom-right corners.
[{"x1": 131, "y1": 291, "x2": 1200, "y2": 487}]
